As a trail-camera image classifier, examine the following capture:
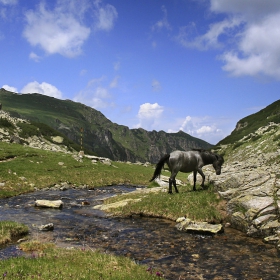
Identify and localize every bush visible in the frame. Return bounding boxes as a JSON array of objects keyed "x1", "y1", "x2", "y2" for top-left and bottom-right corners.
[
  {"x1": 0, "y1": 118, "x2": 14, "y2": 128},
  {"x1": 17, "y1": 122, "x2": 40, "y2": 138}
]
